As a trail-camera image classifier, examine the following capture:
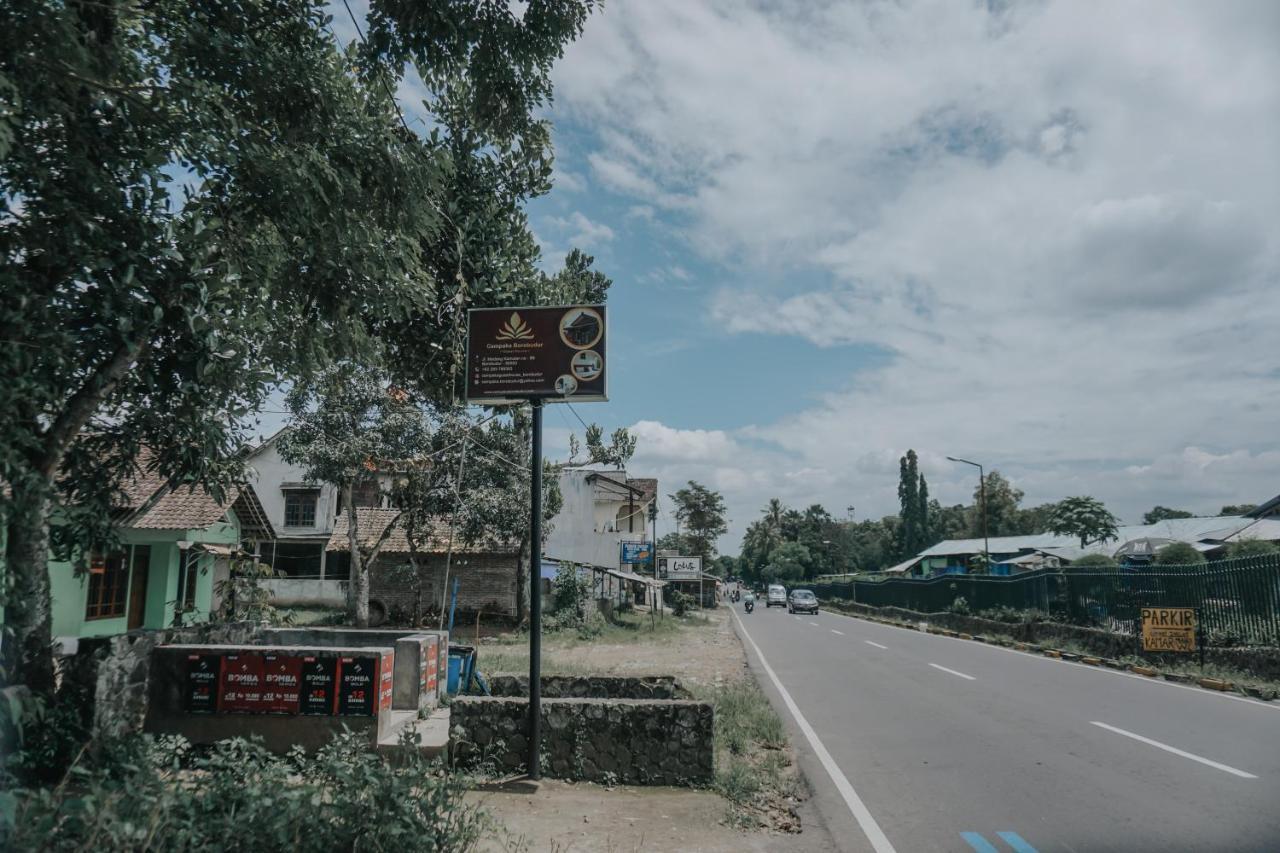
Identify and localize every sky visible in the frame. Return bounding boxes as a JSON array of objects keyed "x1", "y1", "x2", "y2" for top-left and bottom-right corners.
[{"x1": 331, "y1": 1, "x2": 1280, "y2": 554}]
